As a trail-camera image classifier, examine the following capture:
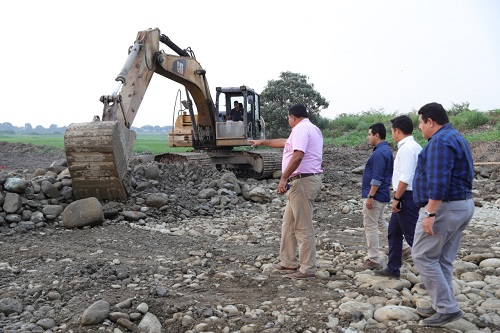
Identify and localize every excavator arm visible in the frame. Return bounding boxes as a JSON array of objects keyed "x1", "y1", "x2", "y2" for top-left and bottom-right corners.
[{"x1": 100, "y1": 28, "x2": 216, "y2": 139}]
